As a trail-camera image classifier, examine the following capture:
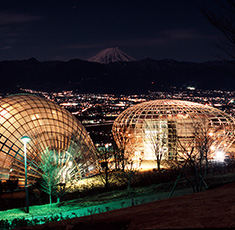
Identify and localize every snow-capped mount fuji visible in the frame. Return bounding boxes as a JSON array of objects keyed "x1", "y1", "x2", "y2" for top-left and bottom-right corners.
[{"x1": 87, "y1": 47, "x2": 135, "y2": 64}]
